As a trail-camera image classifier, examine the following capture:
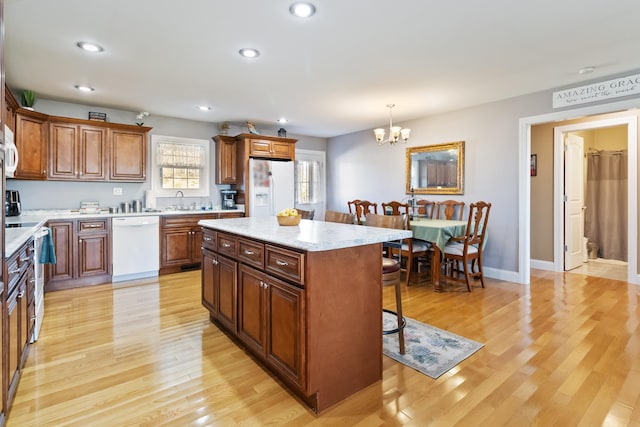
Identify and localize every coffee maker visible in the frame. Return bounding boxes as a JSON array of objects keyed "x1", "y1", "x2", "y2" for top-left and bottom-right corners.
[
  {"x1": 5, "y1": 190, "x2": 21, "y2": 216},
  {"x1": 220, "y1": 189, "x2": 237, "y2": 210}
]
